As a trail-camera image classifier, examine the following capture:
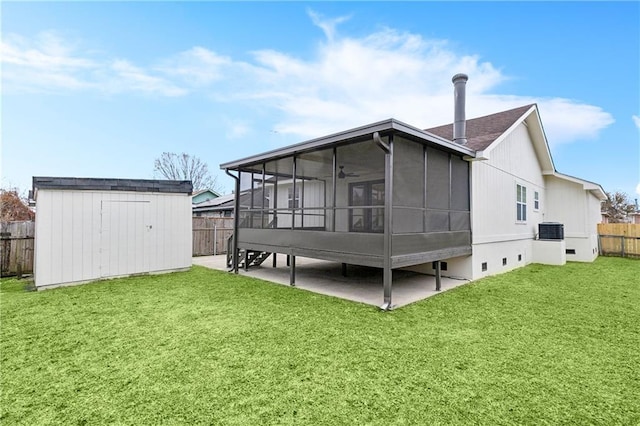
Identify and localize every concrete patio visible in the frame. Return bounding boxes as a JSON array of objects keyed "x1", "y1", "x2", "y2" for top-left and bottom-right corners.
[{"x1": 192, "y1": 255, "x2": 470, "y2": 309}]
